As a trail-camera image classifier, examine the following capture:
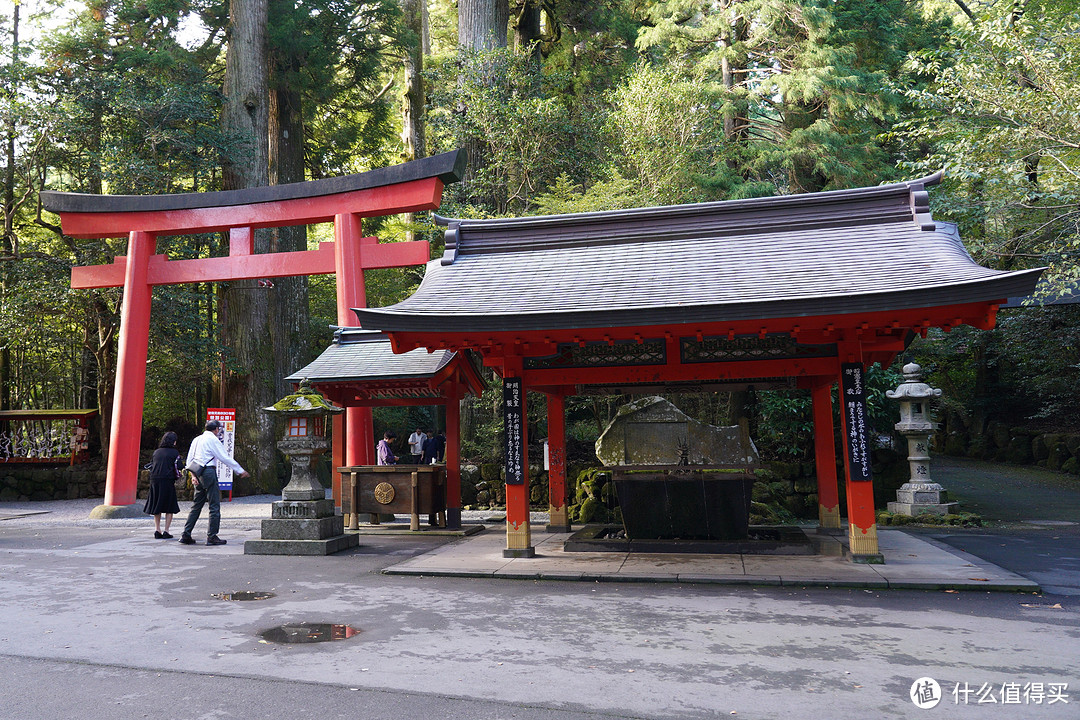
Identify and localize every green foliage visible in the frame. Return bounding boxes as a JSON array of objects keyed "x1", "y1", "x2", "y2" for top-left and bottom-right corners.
[
  {"x1": 427, "y1": 45, "x2": 607, "y2": 214},
  {"x1": 911, "y1": 306, "x2": 1080, "y2": 432},
  {"x1": 897, "y1": 2, "x2": 1080, "y2": 297}
]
